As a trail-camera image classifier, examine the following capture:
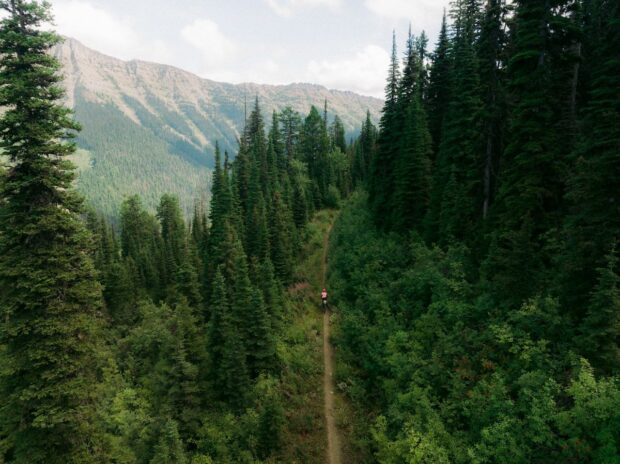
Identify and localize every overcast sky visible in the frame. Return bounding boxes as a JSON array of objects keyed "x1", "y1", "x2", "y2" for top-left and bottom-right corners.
[{"x1": 48, "y1": 0, "x2": 451, "y2": 98}]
